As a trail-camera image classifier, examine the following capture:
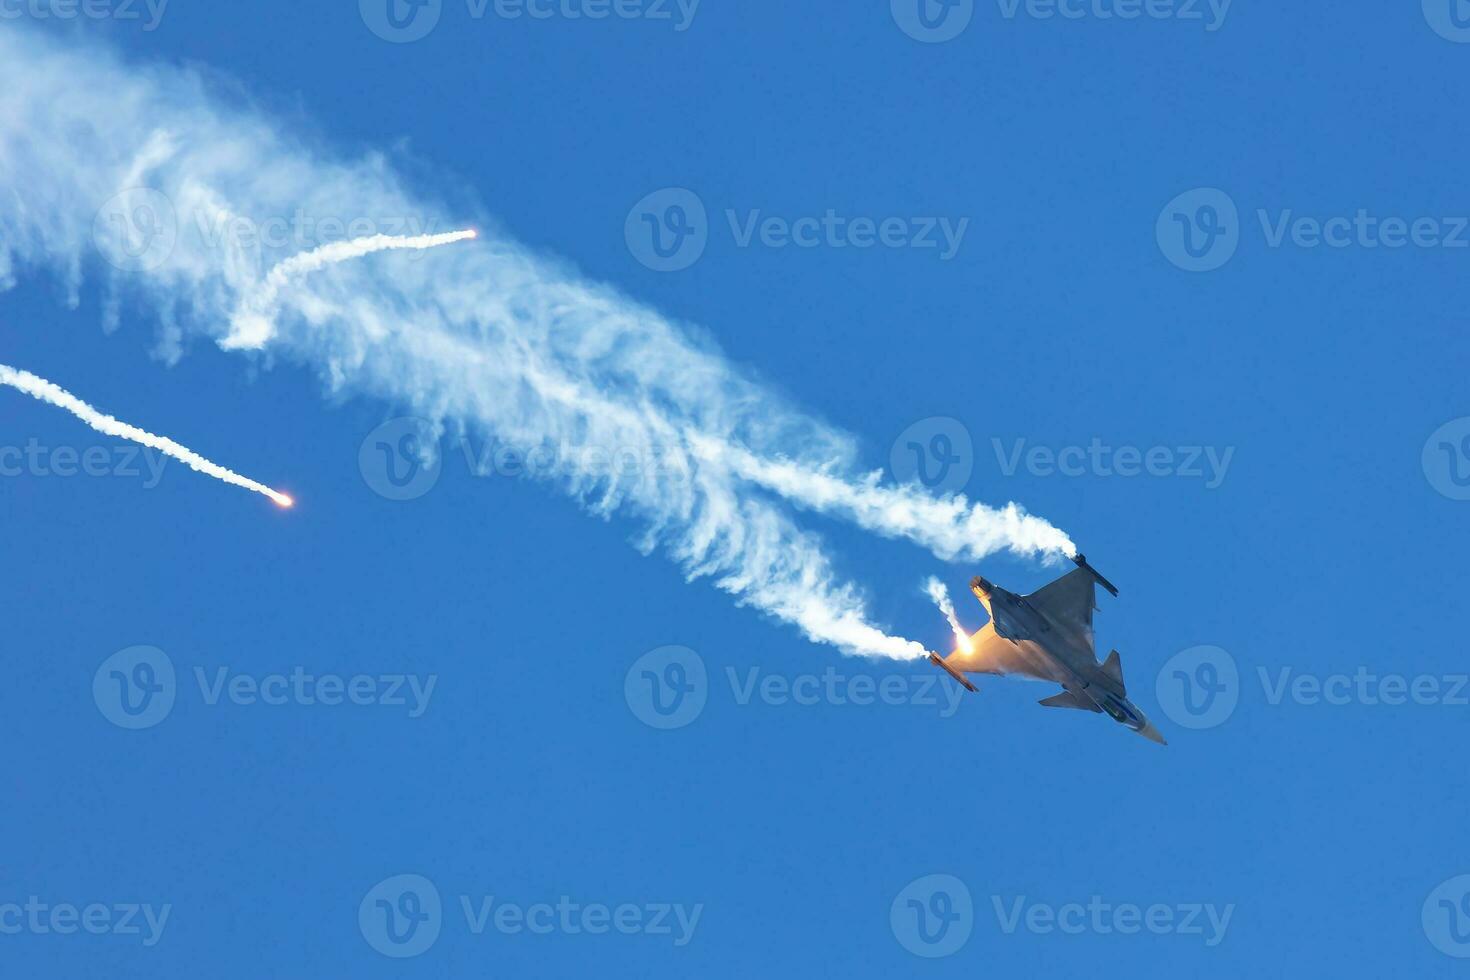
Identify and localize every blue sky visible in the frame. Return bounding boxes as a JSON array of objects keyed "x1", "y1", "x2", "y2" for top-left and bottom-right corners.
[{"x1": 3, "y1": 2, "x2": 1469, "y2": 976}]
